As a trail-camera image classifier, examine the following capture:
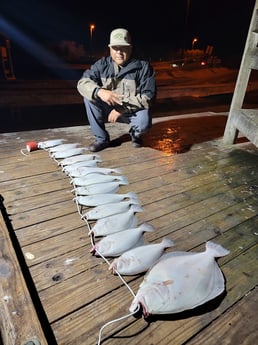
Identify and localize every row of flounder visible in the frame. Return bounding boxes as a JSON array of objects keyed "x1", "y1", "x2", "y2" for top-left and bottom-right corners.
[{"x1": 40, "y1": 139, "x2": 229, "y2": 318}]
